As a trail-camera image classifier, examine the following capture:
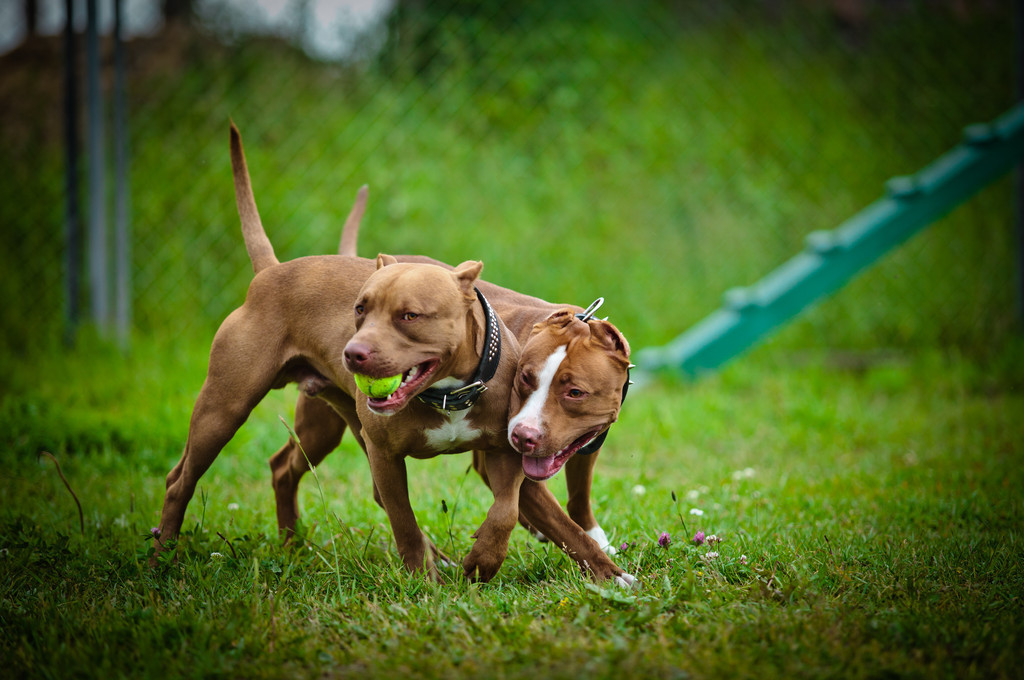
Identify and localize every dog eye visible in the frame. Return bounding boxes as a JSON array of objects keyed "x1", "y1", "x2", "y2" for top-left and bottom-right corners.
[
  {"x1": 402, "y1": 312, "x2": 419, "y2": 321},
  {"x1": 567, "y1": 388, "x2": 585, "y2": 399},
  {"x1": 519, "y1": 371, "x2": 535, "y2": 390},
  {"x1": 355, "y1": 304, "x2": 365, "y2": 316}
]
